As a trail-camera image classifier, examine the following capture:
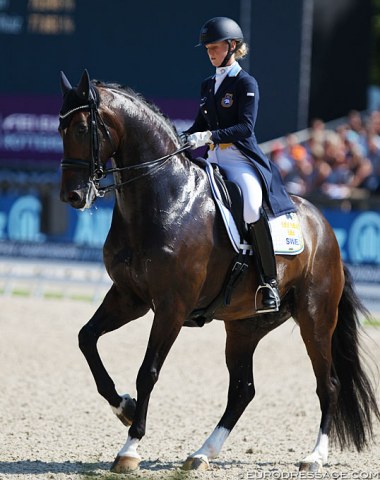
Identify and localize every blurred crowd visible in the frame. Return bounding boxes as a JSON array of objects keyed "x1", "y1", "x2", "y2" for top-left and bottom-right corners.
[{"x1": 269, "y1": 110, "x2": 380, "y2": 199}]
